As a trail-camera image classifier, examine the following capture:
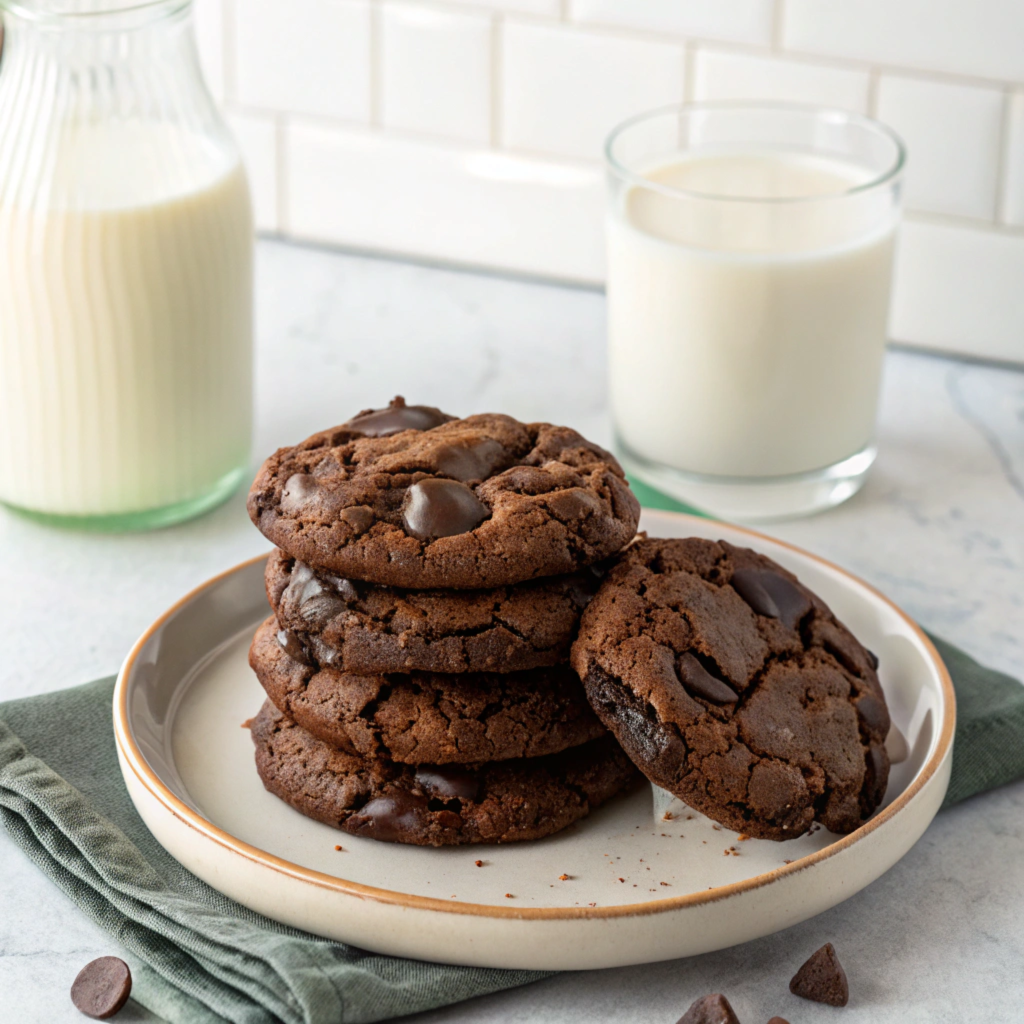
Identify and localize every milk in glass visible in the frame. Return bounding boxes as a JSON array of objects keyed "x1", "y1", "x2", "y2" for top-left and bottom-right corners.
[{"x1": 608, "y1": 151, "x2": 898, "y2": 481}]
